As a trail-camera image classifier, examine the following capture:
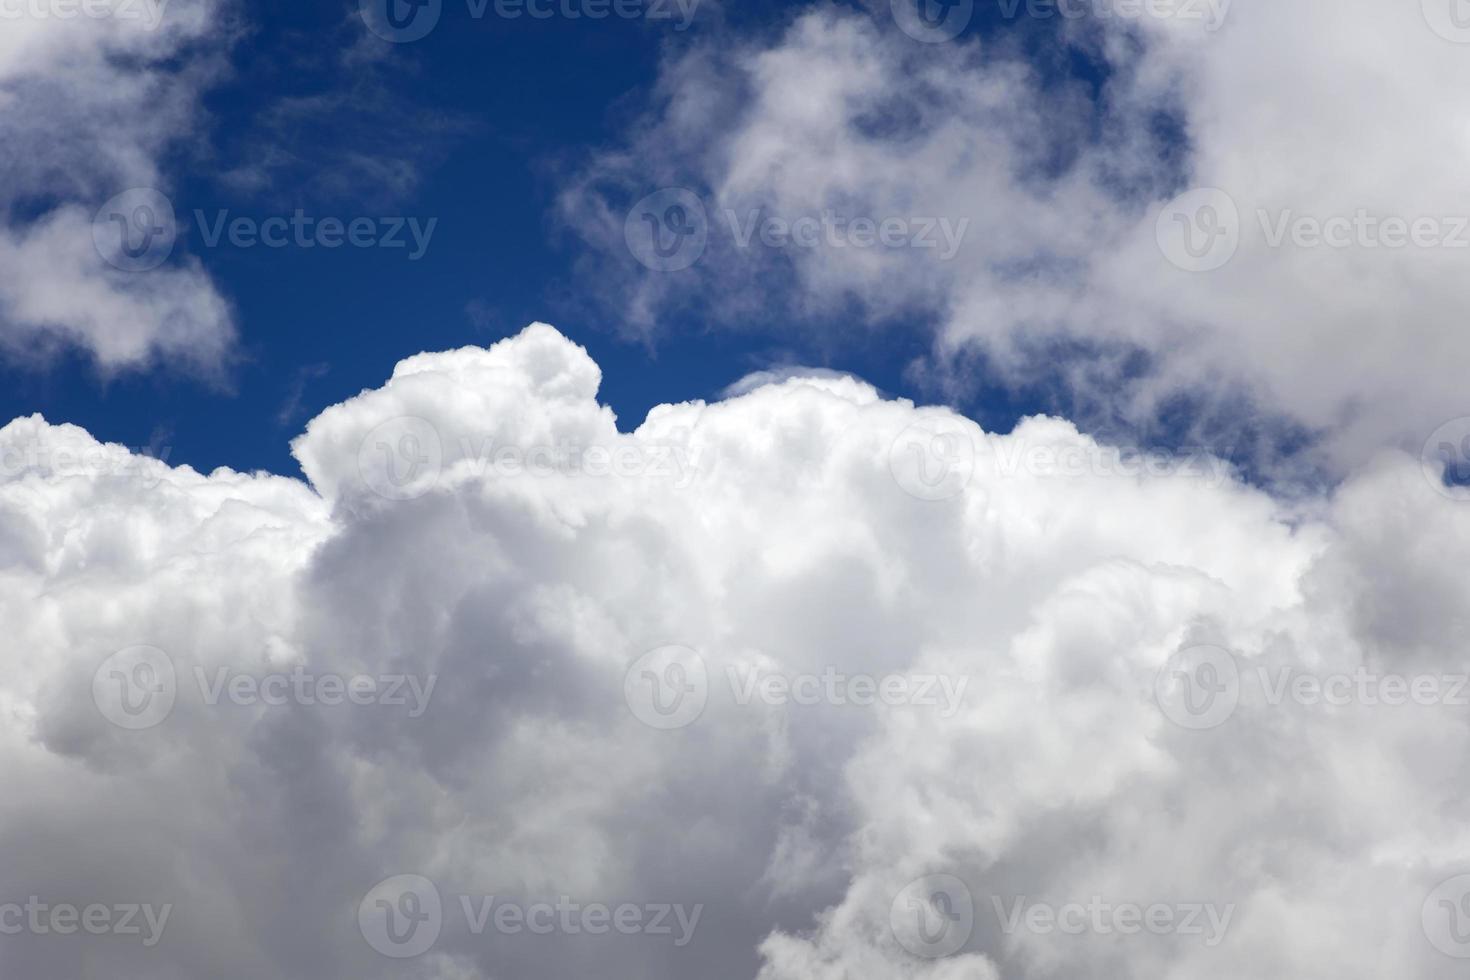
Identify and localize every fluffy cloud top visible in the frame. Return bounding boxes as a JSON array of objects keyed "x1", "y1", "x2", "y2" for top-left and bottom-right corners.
[
  {"x1": 1, "y1": 322, "x2": 1467, "y2": 978},
  {"x1": 562, "y1": 0, "x2": 1470, "y2": 472}
]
